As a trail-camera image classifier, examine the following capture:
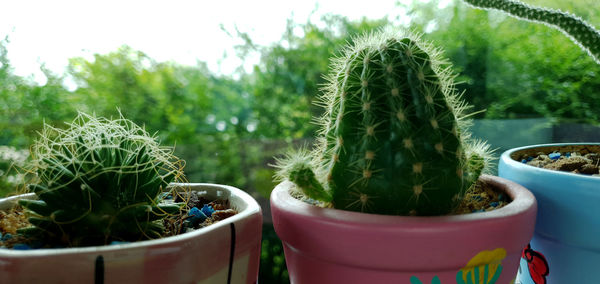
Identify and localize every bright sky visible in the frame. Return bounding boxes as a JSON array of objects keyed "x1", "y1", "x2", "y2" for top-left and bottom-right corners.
[{"x1": 0, "y1": 0, "x2": 409, "y2": 85}]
